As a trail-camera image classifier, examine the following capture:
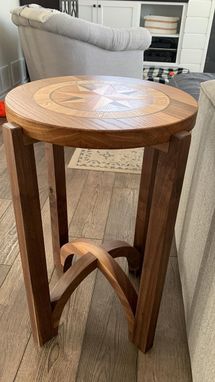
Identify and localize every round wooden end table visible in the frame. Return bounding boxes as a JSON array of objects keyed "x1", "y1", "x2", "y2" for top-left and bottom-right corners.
[{"x1": 3, "y1": 76, "x2": 197, "y2": 353}]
